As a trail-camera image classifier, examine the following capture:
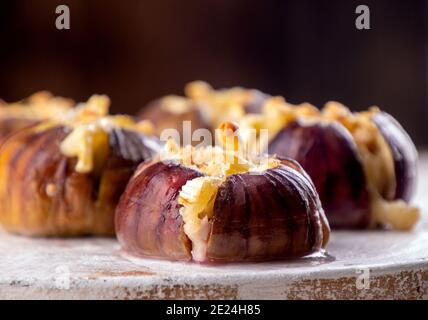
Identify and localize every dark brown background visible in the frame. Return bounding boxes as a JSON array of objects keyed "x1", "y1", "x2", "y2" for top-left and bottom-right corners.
[{"x1": 0, "y1": 0, "x2": 427, "y2": 145}]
